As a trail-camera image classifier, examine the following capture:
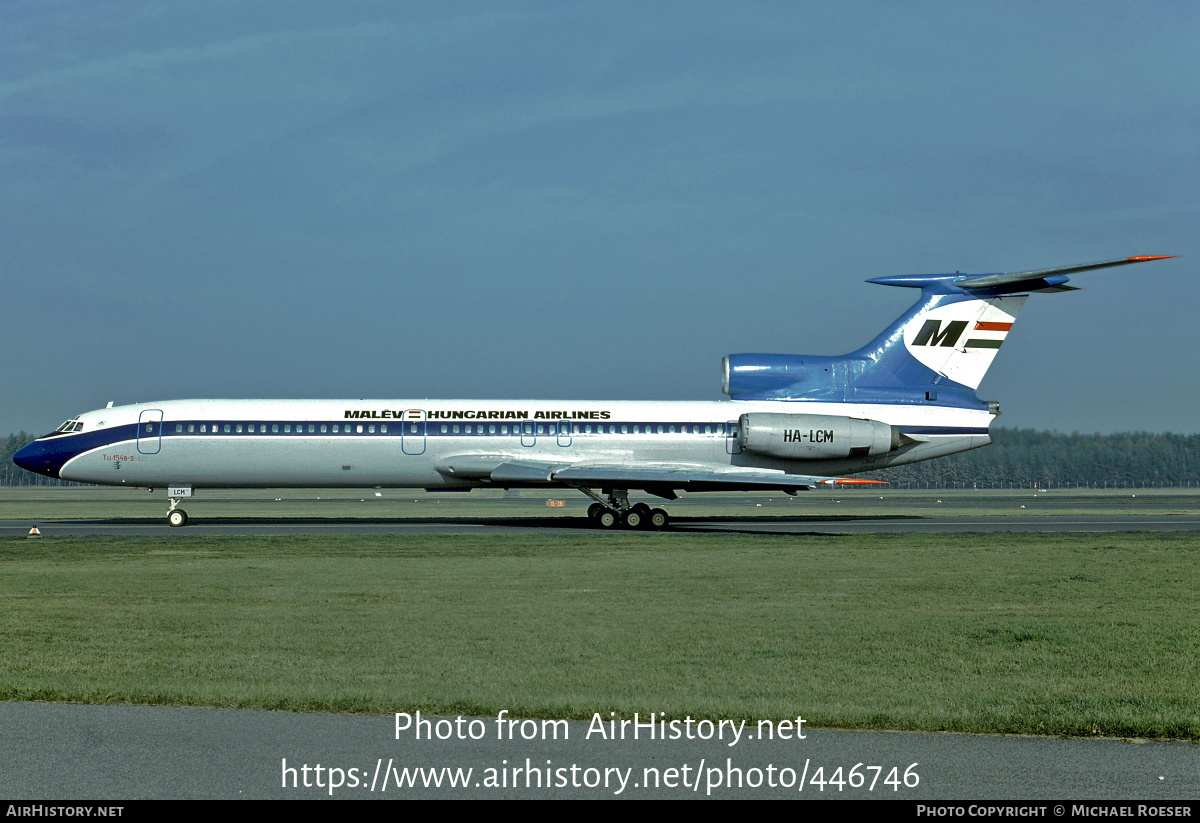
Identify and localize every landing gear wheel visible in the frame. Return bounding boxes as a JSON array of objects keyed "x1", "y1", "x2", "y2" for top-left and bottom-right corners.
[
  {"x1": 597, "y1": 509, "x2": 619, "y2": 529},
  {"x1": 167, "y1": 509, "x2": 188, "y2": 528},
  {"x1": 624, "y1": 508, "x2": 643, "y2": 529},
  {"x1": 647, "y1": 508, "x2": 669, "y2": 530},
  {"x1": 588, "y1": 502, "x2": 605, "y2": 520}
]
